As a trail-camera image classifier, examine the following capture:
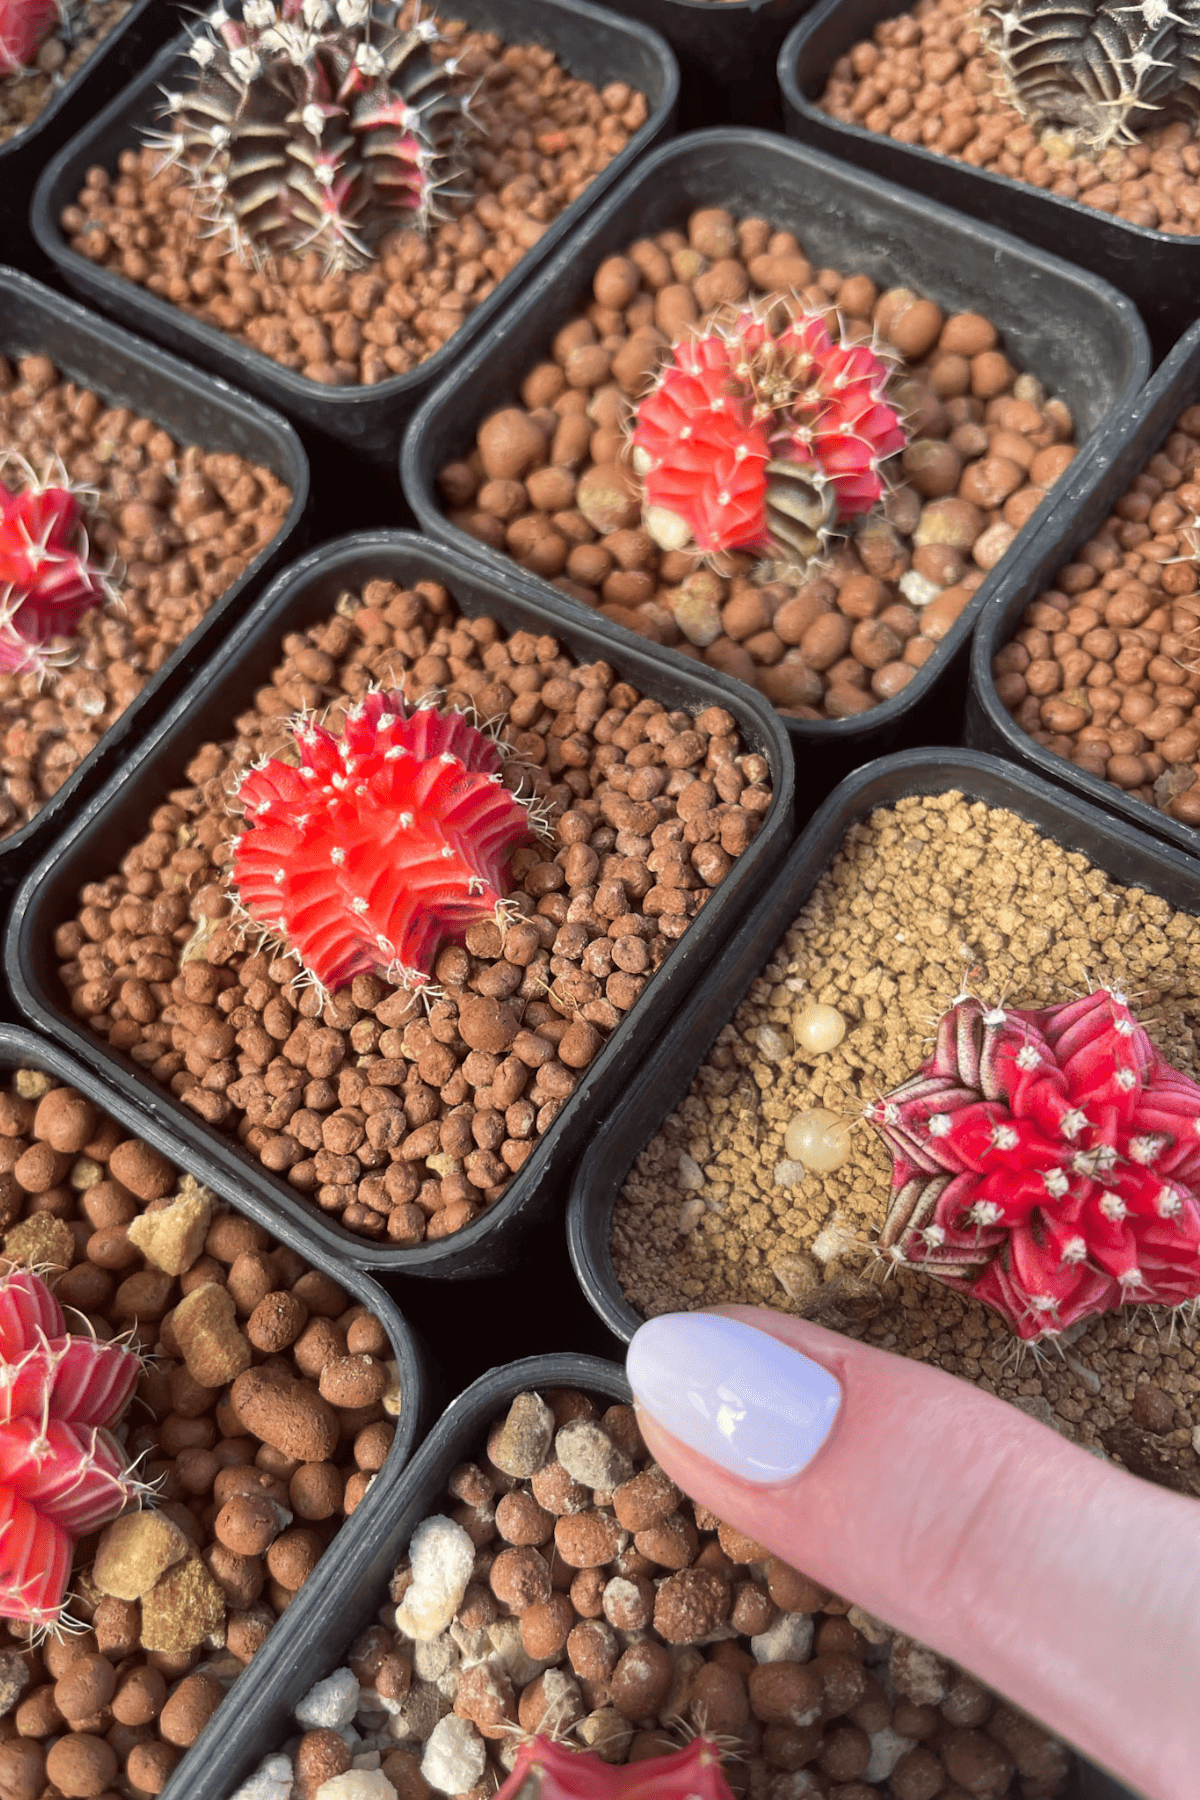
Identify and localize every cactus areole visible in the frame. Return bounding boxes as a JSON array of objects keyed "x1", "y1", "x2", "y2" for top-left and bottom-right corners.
[
  {"x1": 0, "y1": 1267, "x2": 142, "y2": 1627},
  {"x1": 494, "y1": 1736, "x2": 738, "y2": 1800},
  {"x1": 629, "y1": 305, "x2": 907, "y2": 575},
  {"x1": 867, "y1": 988, "x2": 1200, "y2": 1341},
  {"x1": 229, "y1": 689, "x2": 536, "y2": 995},
  {"x1": 151, "y1": 0, "x2": 473, "y2": 273},
  {"x1": 0, "y1": 0, "x2": 60, "y2": 77},
  {"x1": 0, "y1": 458, "x2": 112, "y2": 679}
]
